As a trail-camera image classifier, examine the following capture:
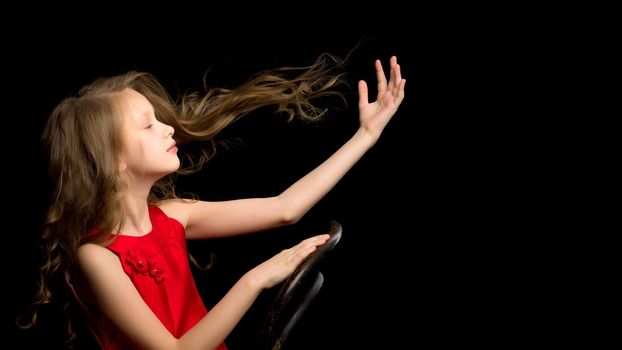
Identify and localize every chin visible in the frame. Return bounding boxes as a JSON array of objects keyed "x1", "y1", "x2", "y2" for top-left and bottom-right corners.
[{"x1": 159, "y1": 163, "x2": 180, "y2": 177}]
